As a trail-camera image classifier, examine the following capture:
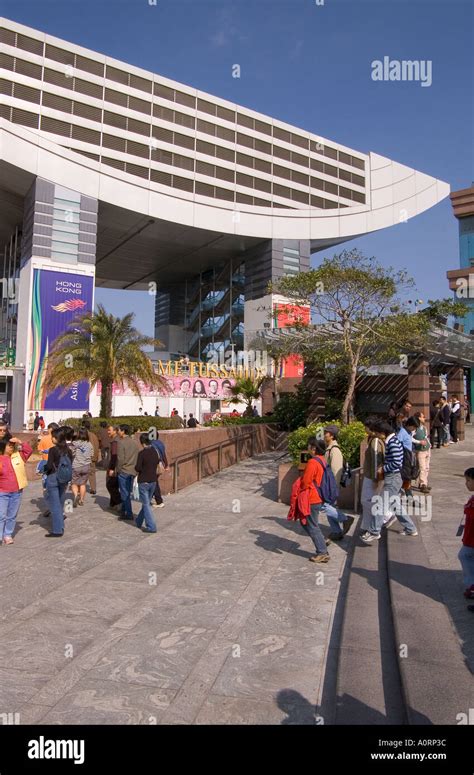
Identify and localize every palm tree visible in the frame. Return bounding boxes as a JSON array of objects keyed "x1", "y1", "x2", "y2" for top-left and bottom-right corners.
[
  {"x1": 229, "y1": 376, "x2": 265, "y2": 416},
  {"x1": 43, "y1": 304, "x2": 167, "y2": 417}
]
